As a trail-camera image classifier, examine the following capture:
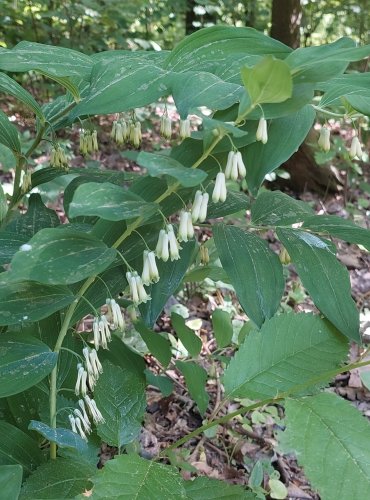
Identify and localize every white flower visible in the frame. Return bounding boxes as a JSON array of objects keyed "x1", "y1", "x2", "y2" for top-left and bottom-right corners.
[
  {"x1": 167, "y1": 225, "x2": 180, "y2": 261},
  {"x1": 236, "y1": 151, "x2": 246, "y2": 178},
  {"x1": 106, "y1": 298, "x2": 124, "y2": 331},
  {"x1": 187, "y1": 214, "x2": 194, "y2": 239},
  {"x1": 160, "y1": 115, "x2": 172, "y2": 139},
  {"x1": 135, "y1": 275, "x2": 151, "y2": 303},
  {"x1": 318, "y1": 126, "x2": 330, "y2": 152},
  {"x1": 178, "y1": 211, "x2": 189, "y2": 242},
  {"x1": 75, "y1": 417, "x2": 87, "y2": 440},
  {"x1": 141, "y1": 250, "x2": 151, "y2": 285},
  {"x1": 212, "y1": 173, "x2": 227, "y2": 203},
  {"x1": 256, "y1": 117, "x2": 268, "y2": 144},
  {"x1": 230, "y1": 153, "x2": 239, "y2": 181},
  {"x1": 89, "y1": 348, "x2": 103, "y2": 378},
  {"x1": 147, "y1": 251, "x2": 160, "y2": 283},
  {"x1": 74, "y1": 408, "x2": 91, "y2": 433},
  {"x1": 130, "y1": 121, "x2": 142, "y2": 148},
  {"x1": 69, "y1": 414, "x2": 77, "y2": 433},
  {"x1": 92, "y1": 130, "x2": 99, "y2": 152},
  {"x1": 225, "y1": 151, "x2": 234, "y2": 179},
  {"x1": 198, "y1": 192, "x2": 209, "y2": 223},
  {"x1": 179, "y1": 118, "x2": 191, "y2": 139},
  {"x1": 191, "y1": 190, "x2": 203, "y2": 222},
  {"x1": 75, "y1": 363, "x2": 88, "y2": 397},
  {"x1": 84, "y1": 395, "x2": 105, "y2": 424},
  {"x1": 349, "y1": 135, "x2": 362, "y2": 159},
  {"x1": 82, "y1": 347, "x2": 94, "y2": 376},
  {"x1": 126, "y1": 271, "x2": 140, "y2": 305},
  {"x1": 156, "y1": 229, "x2": 170, "y2": 262},
  {"x1": 78, "y1": 399, "x2": 90, "y2": 426}
]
